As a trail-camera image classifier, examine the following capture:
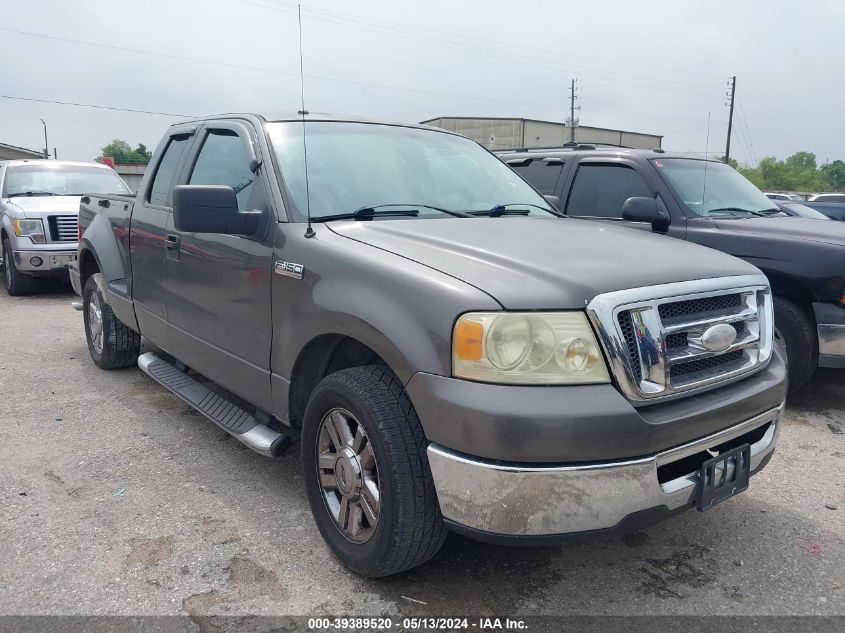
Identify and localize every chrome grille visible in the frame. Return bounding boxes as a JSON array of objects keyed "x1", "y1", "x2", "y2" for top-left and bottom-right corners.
[
  {"x1": 48, "y1": 215, "x2": 78, "y2": 242},
  {"x1": 587, "y1": 275, "x2": 774, "y2": 402},
  {"x1": 658, "y1": 293, "x2": 743, "y2": 323}
]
